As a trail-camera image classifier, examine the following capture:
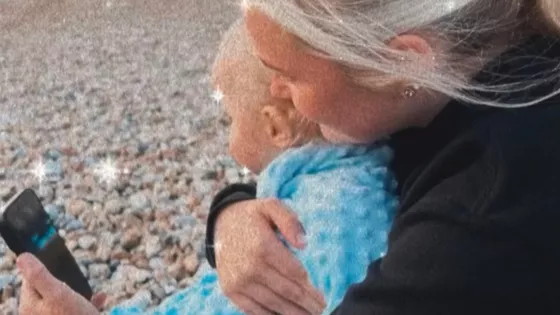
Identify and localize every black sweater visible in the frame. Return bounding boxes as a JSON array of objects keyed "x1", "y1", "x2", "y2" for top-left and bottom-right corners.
[{"x1": 205, "y1": 35, "x2": 560, "y2": 315}]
